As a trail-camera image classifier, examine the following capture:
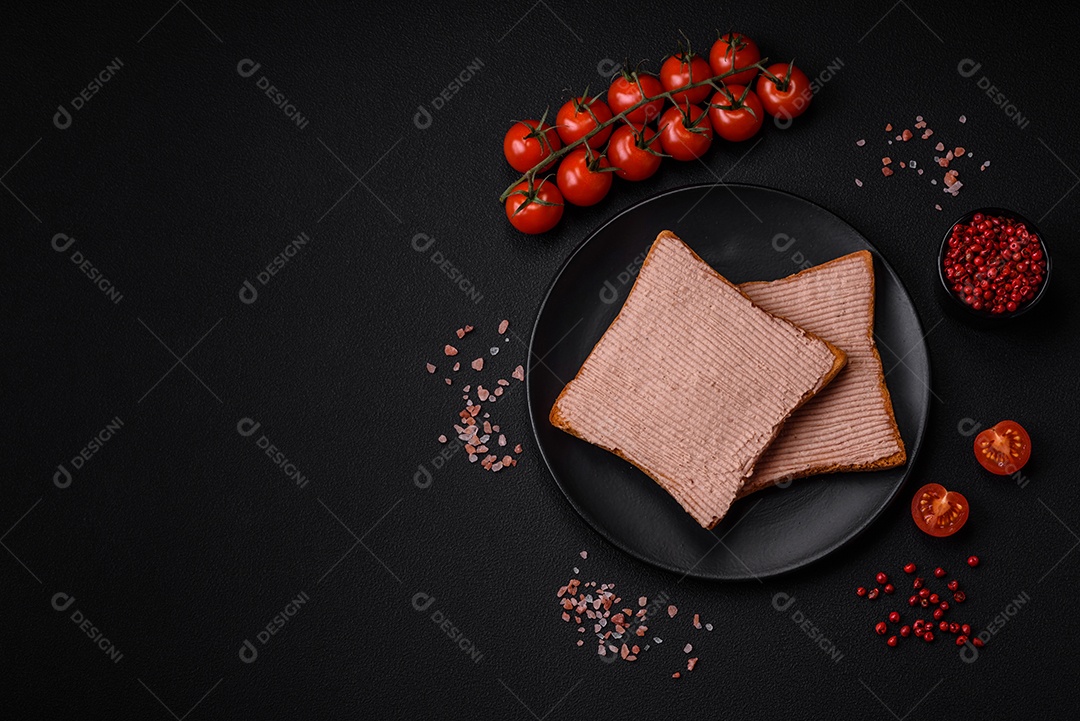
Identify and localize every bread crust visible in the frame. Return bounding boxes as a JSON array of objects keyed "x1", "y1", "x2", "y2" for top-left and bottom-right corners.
[
  {"x1": 549, "y1": 230, "x2": 848, "y2": 529},
  {"x1": 736, "y1": 250, "x2": 907, "y2": 498}
]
